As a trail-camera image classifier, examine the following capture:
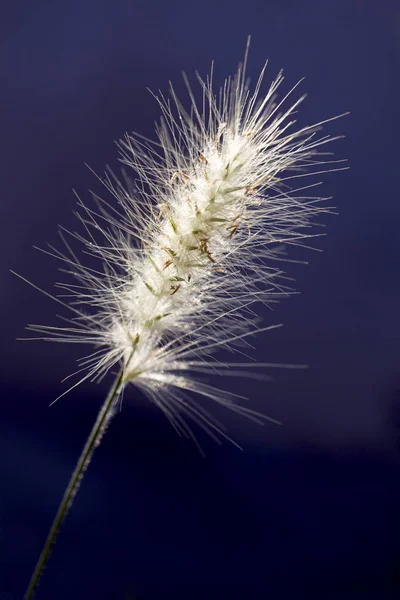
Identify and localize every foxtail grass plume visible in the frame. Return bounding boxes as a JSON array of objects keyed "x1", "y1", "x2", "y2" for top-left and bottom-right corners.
[{"x1": 21, "y1": 45, "x2": 346, "y2": 446}]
